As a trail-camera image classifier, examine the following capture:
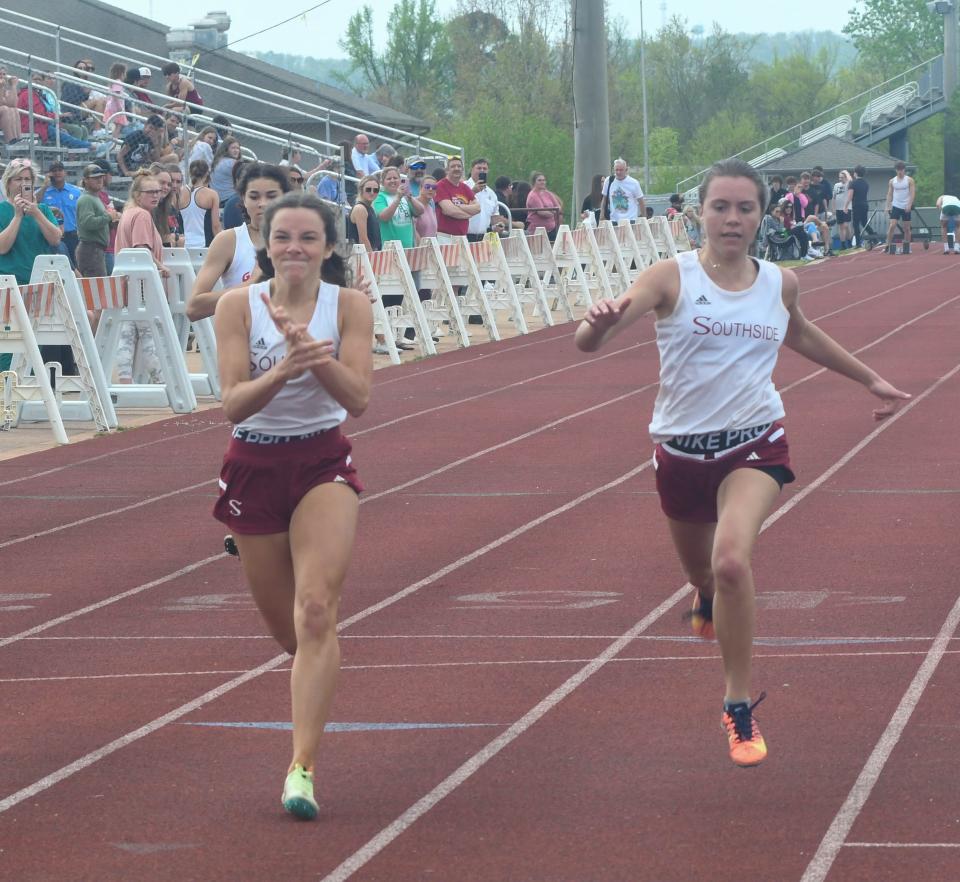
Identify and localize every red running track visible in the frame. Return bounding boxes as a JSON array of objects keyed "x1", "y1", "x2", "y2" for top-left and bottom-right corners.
[{"x1": 1, "y1": 249, "x2": 959, "y2": 881}]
